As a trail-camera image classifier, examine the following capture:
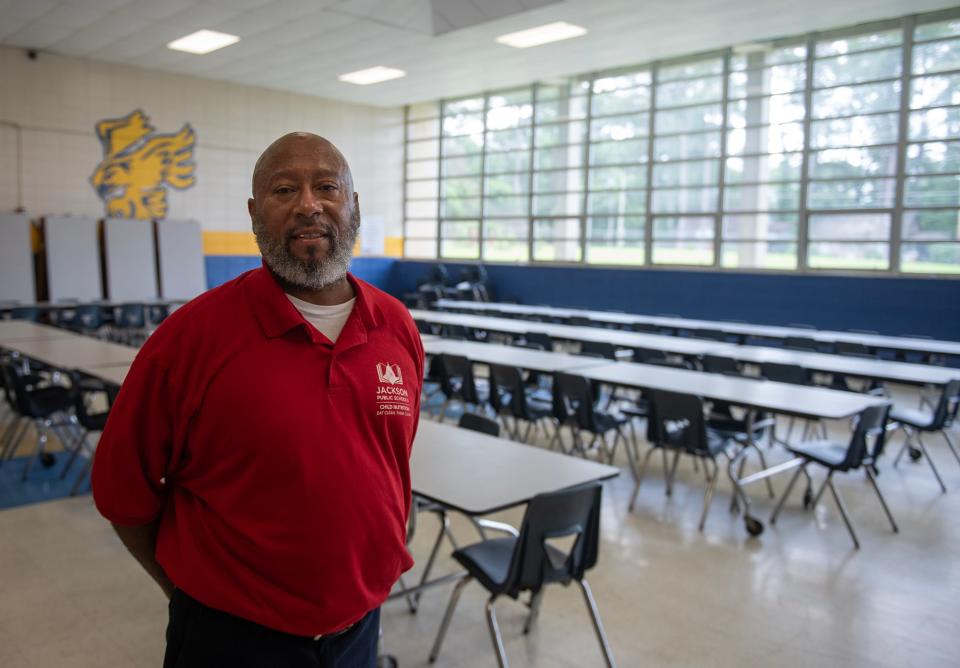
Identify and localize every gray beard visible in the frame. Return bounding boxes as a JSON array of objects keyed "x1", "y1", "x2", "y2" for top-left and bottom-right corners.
[{"x1": 253, "y1": 215, "x2": 358, "y2": 291}]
